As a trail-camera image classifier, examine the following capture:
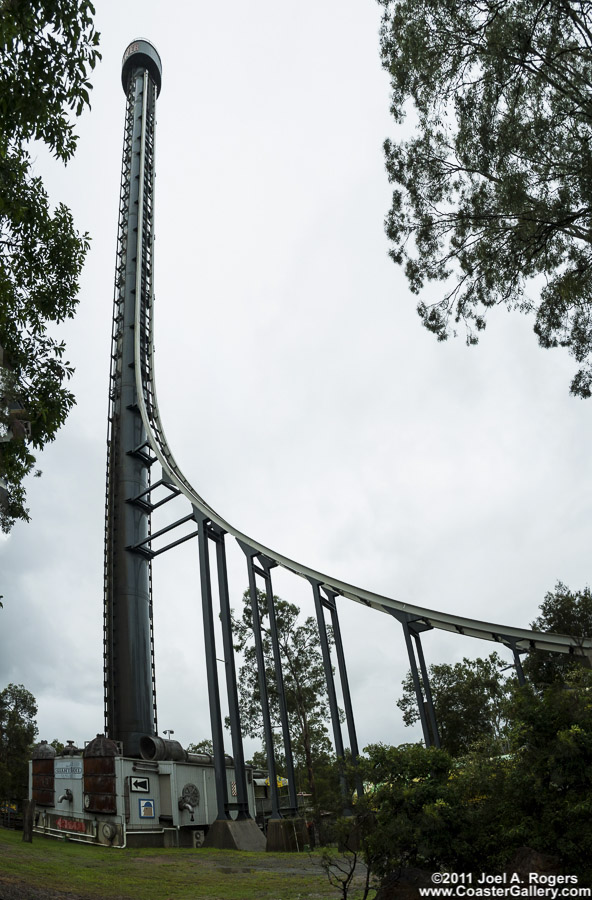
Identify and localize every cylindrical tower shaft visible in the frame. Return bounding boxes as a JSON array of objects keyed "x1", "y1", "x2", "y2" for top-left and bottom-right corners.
[{"x1": 104, "y1": 40, "x2": 162, "y2": 757}]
